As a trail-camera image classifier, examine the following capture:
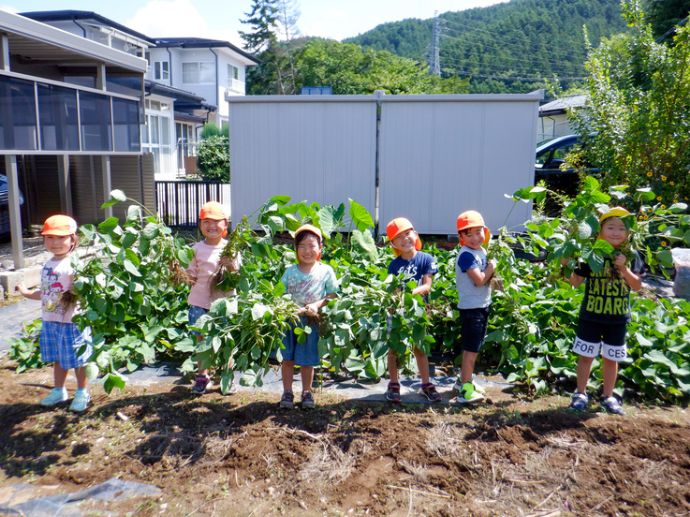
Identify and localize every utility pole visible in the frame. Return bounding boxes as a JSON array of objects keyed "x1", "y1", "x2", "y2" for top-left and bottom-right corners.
[{"x1": 428, "y1": 11, "x2": 441, "y2": 76}]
